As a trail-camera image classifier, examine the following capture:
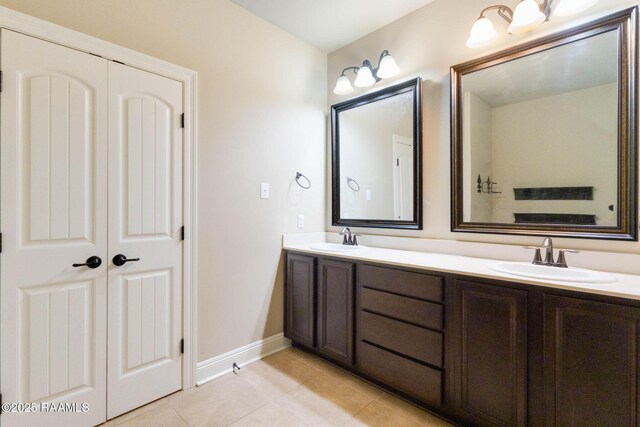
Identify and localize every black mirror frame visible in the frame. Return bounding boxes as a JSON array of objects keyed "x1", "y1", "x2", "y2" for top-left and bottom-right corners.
[
  {"x1": 331, "y1": 77, "x2": 423, "y2": 230},
  {"x1": 450, "y1": 8, "x2": 638, "y2": 241}
]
